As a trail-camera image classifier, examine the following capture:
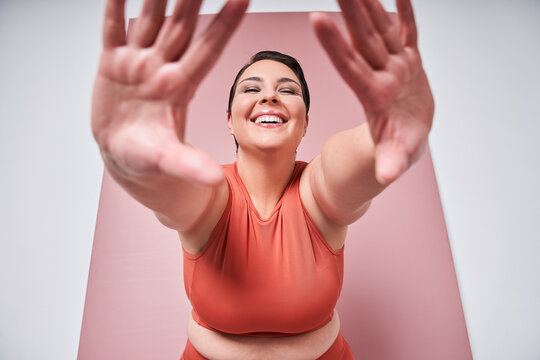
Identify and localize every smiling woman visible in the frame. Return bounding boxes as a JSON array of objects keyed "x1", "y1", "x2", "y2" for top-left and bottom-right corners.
[{"x1": 90, "y1": 0, "x2": 434, "y2": 358}]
